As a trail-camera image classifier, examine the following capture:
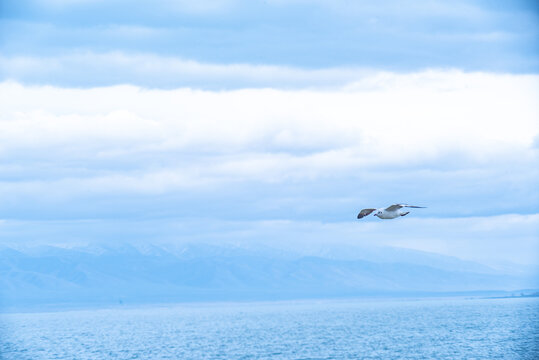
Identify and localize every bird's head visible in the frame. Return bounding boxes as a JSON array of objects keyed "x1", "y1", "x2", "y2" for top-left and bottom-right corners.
[{"x1": 374, "y1": 210, "x2": 382, "y2": 217}]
